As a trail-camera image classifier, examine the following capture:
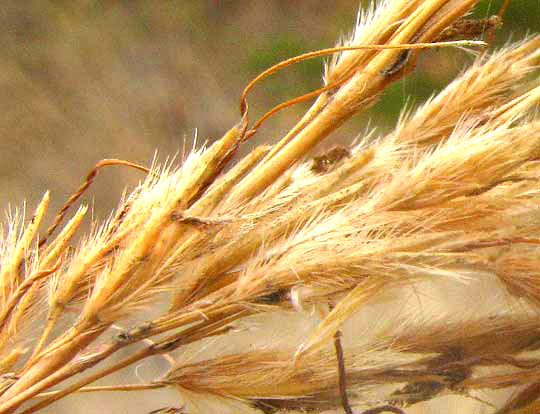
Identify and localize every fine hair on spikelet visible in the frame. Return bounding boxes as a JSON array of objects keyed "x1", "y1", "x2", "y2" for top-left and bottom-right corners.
[{"x1": 0, "y1": 1, "x2": 540, "y2": 414}]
